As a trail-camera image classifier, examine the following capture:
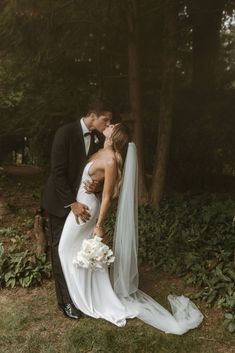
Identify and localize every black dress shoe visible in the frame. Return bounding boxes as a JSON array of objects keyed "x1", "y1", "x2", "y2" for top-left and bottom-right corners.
[{"x1": 58, "y1": 303, "x2": 83, "y2": 320}]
